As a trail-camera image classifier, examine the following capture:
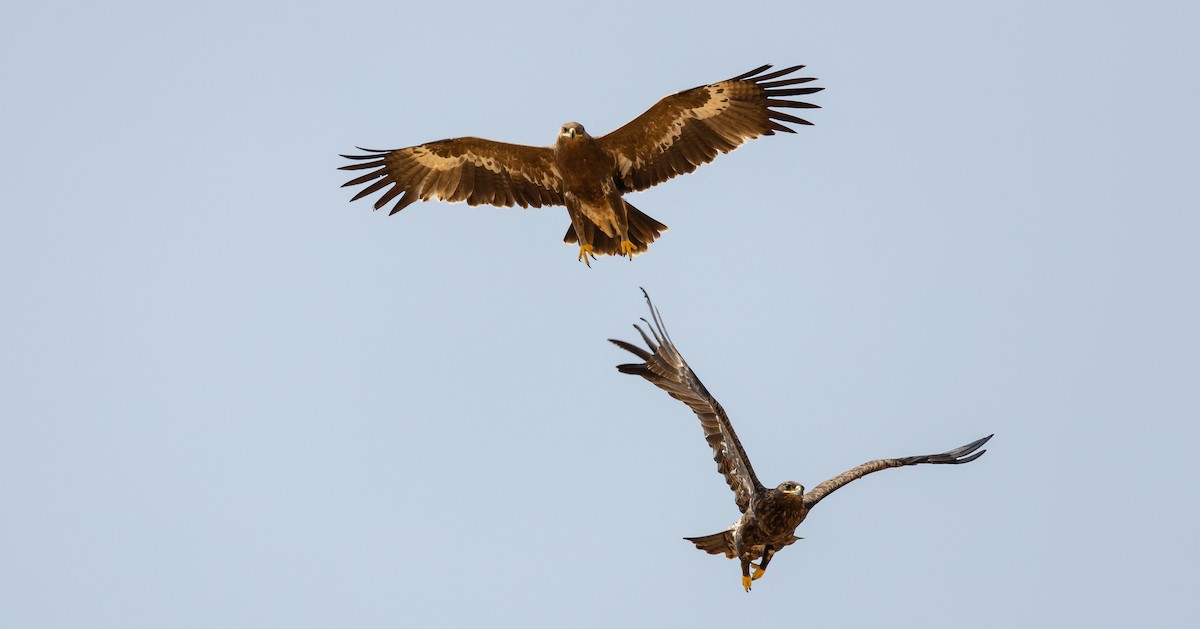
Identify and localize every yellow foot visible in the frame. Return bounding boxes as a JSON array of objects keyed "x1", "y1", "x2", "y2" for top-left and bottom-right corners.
[
  {"x1": 752, "y1": 566, "x2": 766, "y2": 581},
  {"x1": 619, "y1": 239, "x2": 637, "y2": 260},
  {"x1": 742, "y1": 575, "x2": 753, "y2": 592},
  {"x1": 576, "y1": 244, "x2": 596, "y2": 267}
]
